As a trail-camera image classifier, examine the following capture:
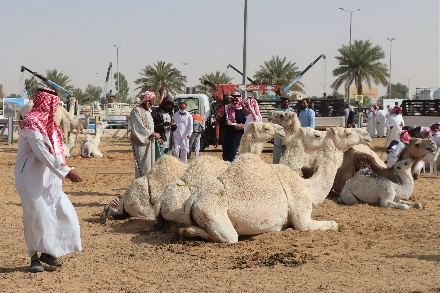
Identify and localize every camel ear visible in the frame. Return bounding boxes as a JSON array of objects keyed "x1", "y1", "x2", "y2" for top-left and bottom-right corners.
[{"x1": 327, "y1": 127, "x2": 337, "y2": 136}]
